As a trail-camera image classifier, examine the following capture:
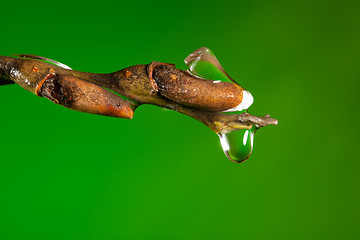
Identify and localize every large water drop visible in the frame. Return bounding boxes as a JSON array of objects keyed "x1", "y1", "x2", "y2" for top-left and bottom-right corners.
[
  {"x1": 184, "y1": 47, "x2": 236, "y2": 84},
  {"x1": 218, "y1": 126, "x2": 257, "y2": 163}
]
